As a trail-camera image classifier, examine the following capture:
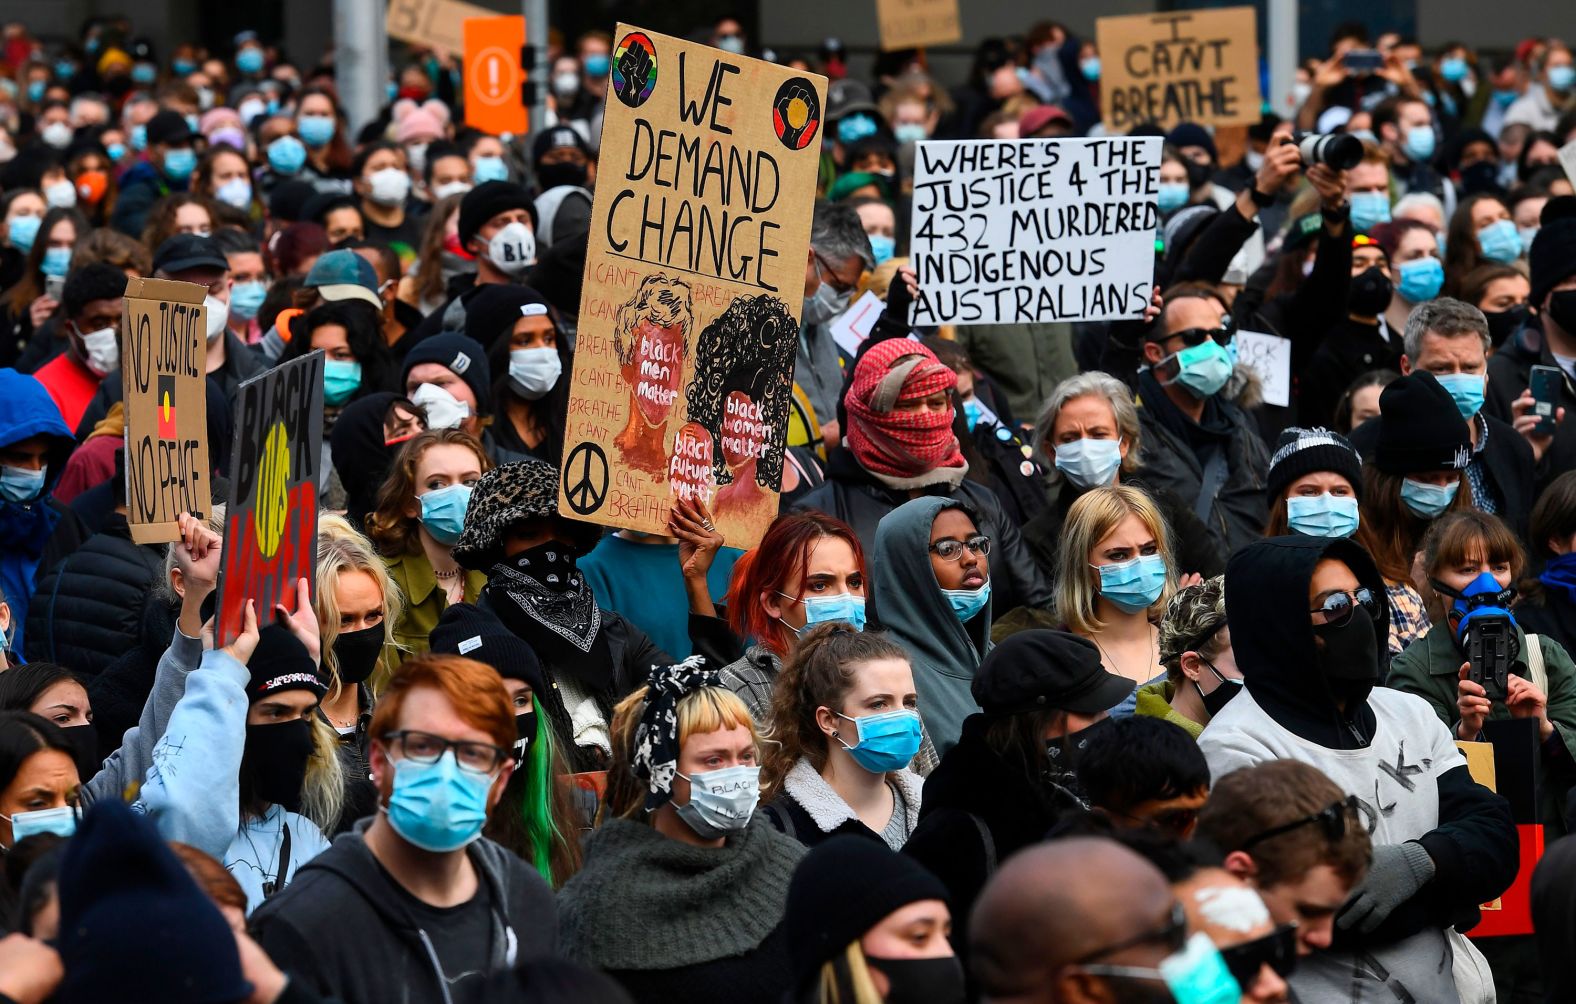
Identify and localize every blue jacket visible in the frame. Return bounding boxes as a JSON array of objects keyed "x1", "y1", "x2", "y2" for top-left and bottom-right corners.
[
  {"x1": 110, "y1": 161, "x2": 183, "y2": 238},
  {"x1": 0, "y1": 369, "x2": 76, "y2": 654}
]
